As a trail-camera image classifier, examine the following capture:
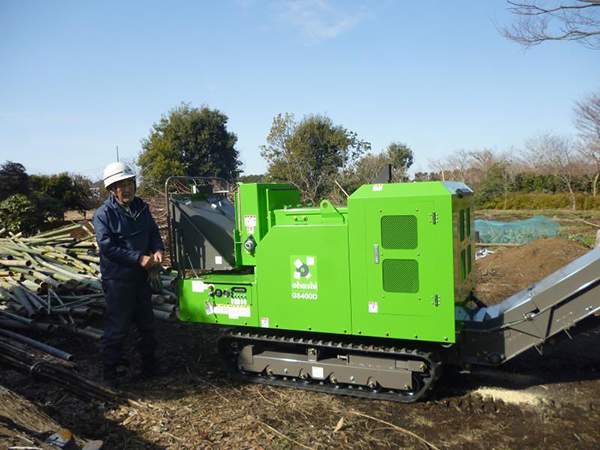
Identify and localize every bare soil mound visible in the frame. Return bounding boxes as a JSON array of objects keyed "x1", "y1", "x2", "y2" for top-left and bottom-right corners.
[{"x1": 476, "y1": 237, "x2": 591, "y2": 305}]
